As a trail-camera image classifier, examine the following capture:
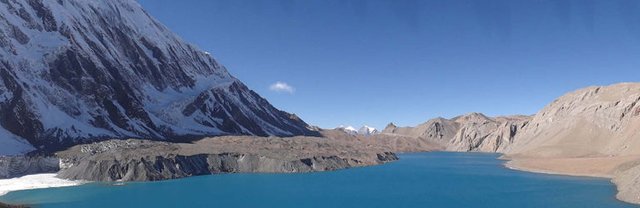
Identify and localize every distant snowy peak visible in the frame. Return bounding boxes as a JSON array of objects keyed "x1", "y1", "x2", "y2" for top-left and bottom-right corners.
[
  {"x1": 358, "y1": 125, "x2": 379, "y2": 136},
  {"x1": 336, "y1": 125, "x2": 379, "y2": 136},
  {"x1": 337, "y1": 125, "x2": 358, "y2": 135},
  {"x1": 0, "y1": 0, "x2": 318, "y2": 154}
]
